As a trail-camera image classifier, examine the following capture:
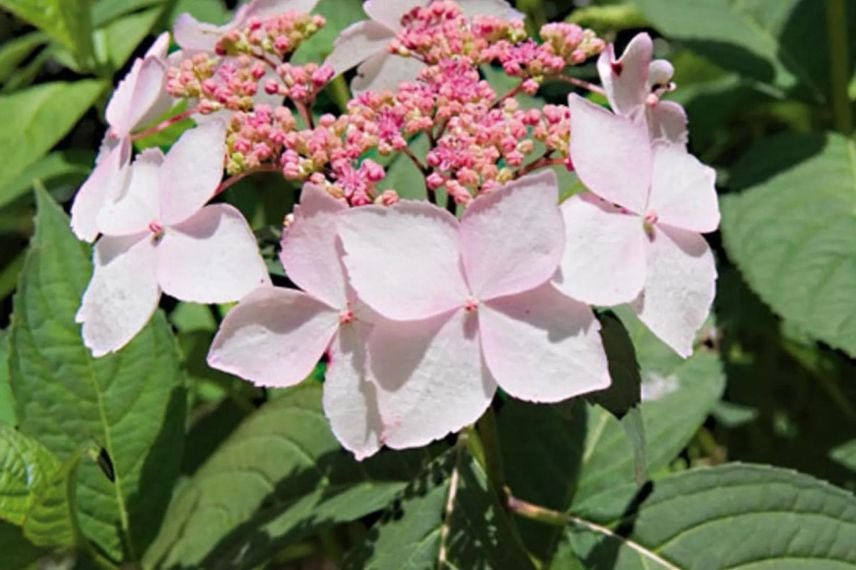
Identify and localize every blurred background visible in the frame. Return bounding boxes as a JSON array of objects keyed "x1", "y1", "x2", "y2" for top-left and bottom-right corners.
[{"x1": 0, "y1": 0, "x2": 854, "y2": 494}]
